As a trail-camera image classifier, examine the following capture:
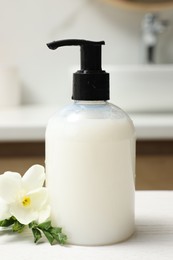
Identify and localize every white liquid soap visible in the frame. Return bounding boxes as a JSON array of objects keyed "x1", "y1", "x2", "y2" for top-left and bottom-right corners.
[{"x1": 46, "y1": 40, "x2": 136, "y2": 246}]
